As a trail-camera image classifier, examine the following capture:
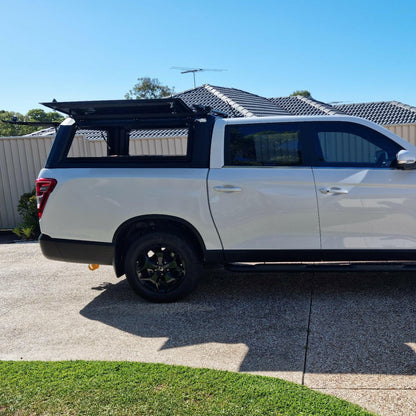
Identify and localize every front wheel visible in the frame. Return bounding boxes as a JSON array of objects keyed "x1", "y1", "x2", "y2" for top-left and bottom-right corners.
[{"x1": 124, "y1": 232, "x2": 202, "y2": 302}]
